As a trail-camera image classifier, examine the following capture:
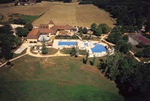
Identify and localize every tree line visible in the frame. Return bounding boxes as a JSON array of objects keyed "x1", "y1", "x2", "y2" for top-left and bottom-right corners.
[
  {"x1": 98, "y1": 52, "x2": 150, "y2": 100},
  {"x1": 79, "y1": 0, "x2": 150, "y2": 33}
]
